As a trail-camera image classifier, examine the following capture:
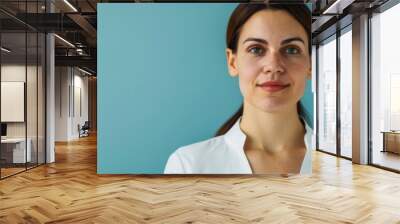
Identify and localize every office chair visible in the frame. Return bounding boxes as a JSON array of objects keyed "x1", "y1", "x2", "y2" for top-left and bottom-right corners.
[{"x1": 79, "y1": 121, "x2": 90, "y2": 138}]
